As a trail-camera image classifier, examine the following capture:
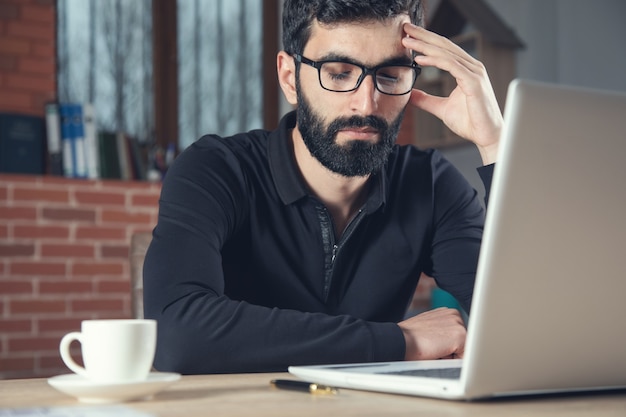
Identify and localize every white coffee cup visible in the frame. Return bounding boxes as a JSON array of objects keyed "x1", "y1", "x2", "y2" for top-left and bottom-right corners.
[{"x1": 59, "y1": 319, "x2": 157, "y2": 383}]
